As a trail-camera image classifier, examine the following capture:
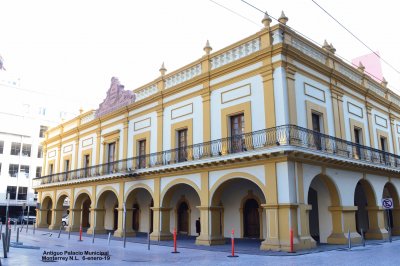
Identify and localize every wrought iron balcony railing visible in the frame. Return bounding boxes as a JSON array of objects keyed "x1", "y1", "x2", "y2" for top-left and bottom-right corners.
[{"x1": 33, "y1": 124, "x2": 400, "y2": 186}]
